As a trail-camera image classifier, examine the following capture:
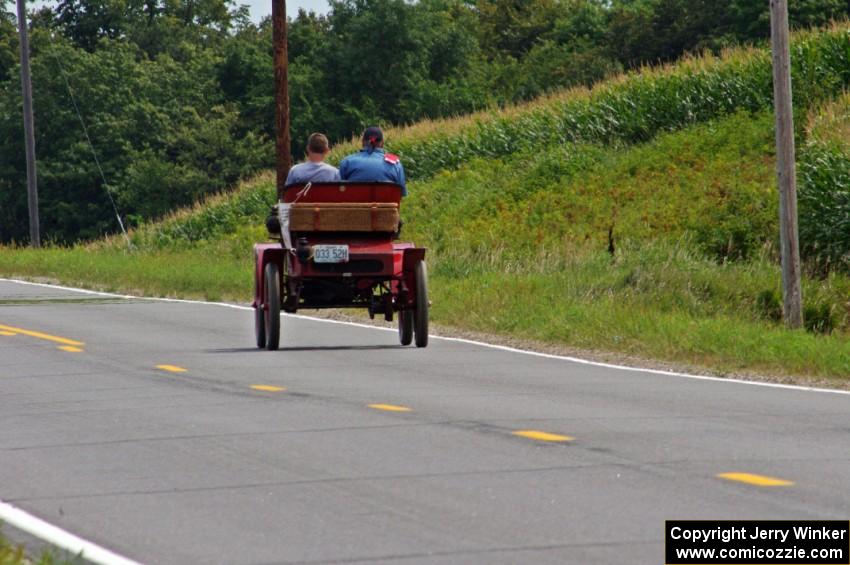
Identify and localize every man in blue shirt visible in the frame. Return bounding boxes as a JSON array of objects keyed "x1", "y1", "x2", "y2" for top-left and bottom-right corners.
[
  {"x1": 339, "y1": 127, "x2": 407, "y2": 196},
  {"x1": 285, "y1": 133, "x2": 340, "y2": 185}
]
